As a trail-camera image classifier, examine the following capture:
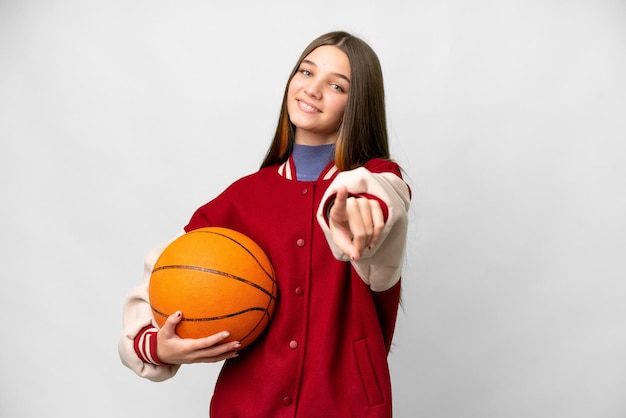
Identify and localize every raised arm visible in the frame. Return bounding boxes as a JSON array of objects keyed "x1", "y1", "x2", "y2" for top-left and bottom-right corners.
[{"x1": 317, "y1": 163, "x2": 411, "y2": 291}]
